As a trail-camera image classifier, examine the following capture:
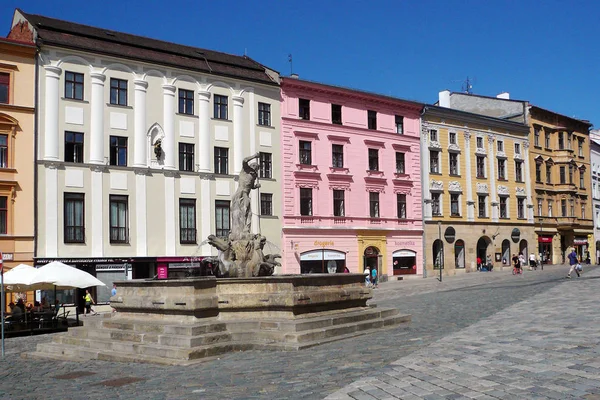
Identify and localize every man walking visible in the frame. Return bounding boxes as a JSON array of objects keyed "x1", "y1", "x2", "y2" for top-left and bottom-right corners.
[{"x1": 566, "y1": 249, "x2": 580, "y2": 278}]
